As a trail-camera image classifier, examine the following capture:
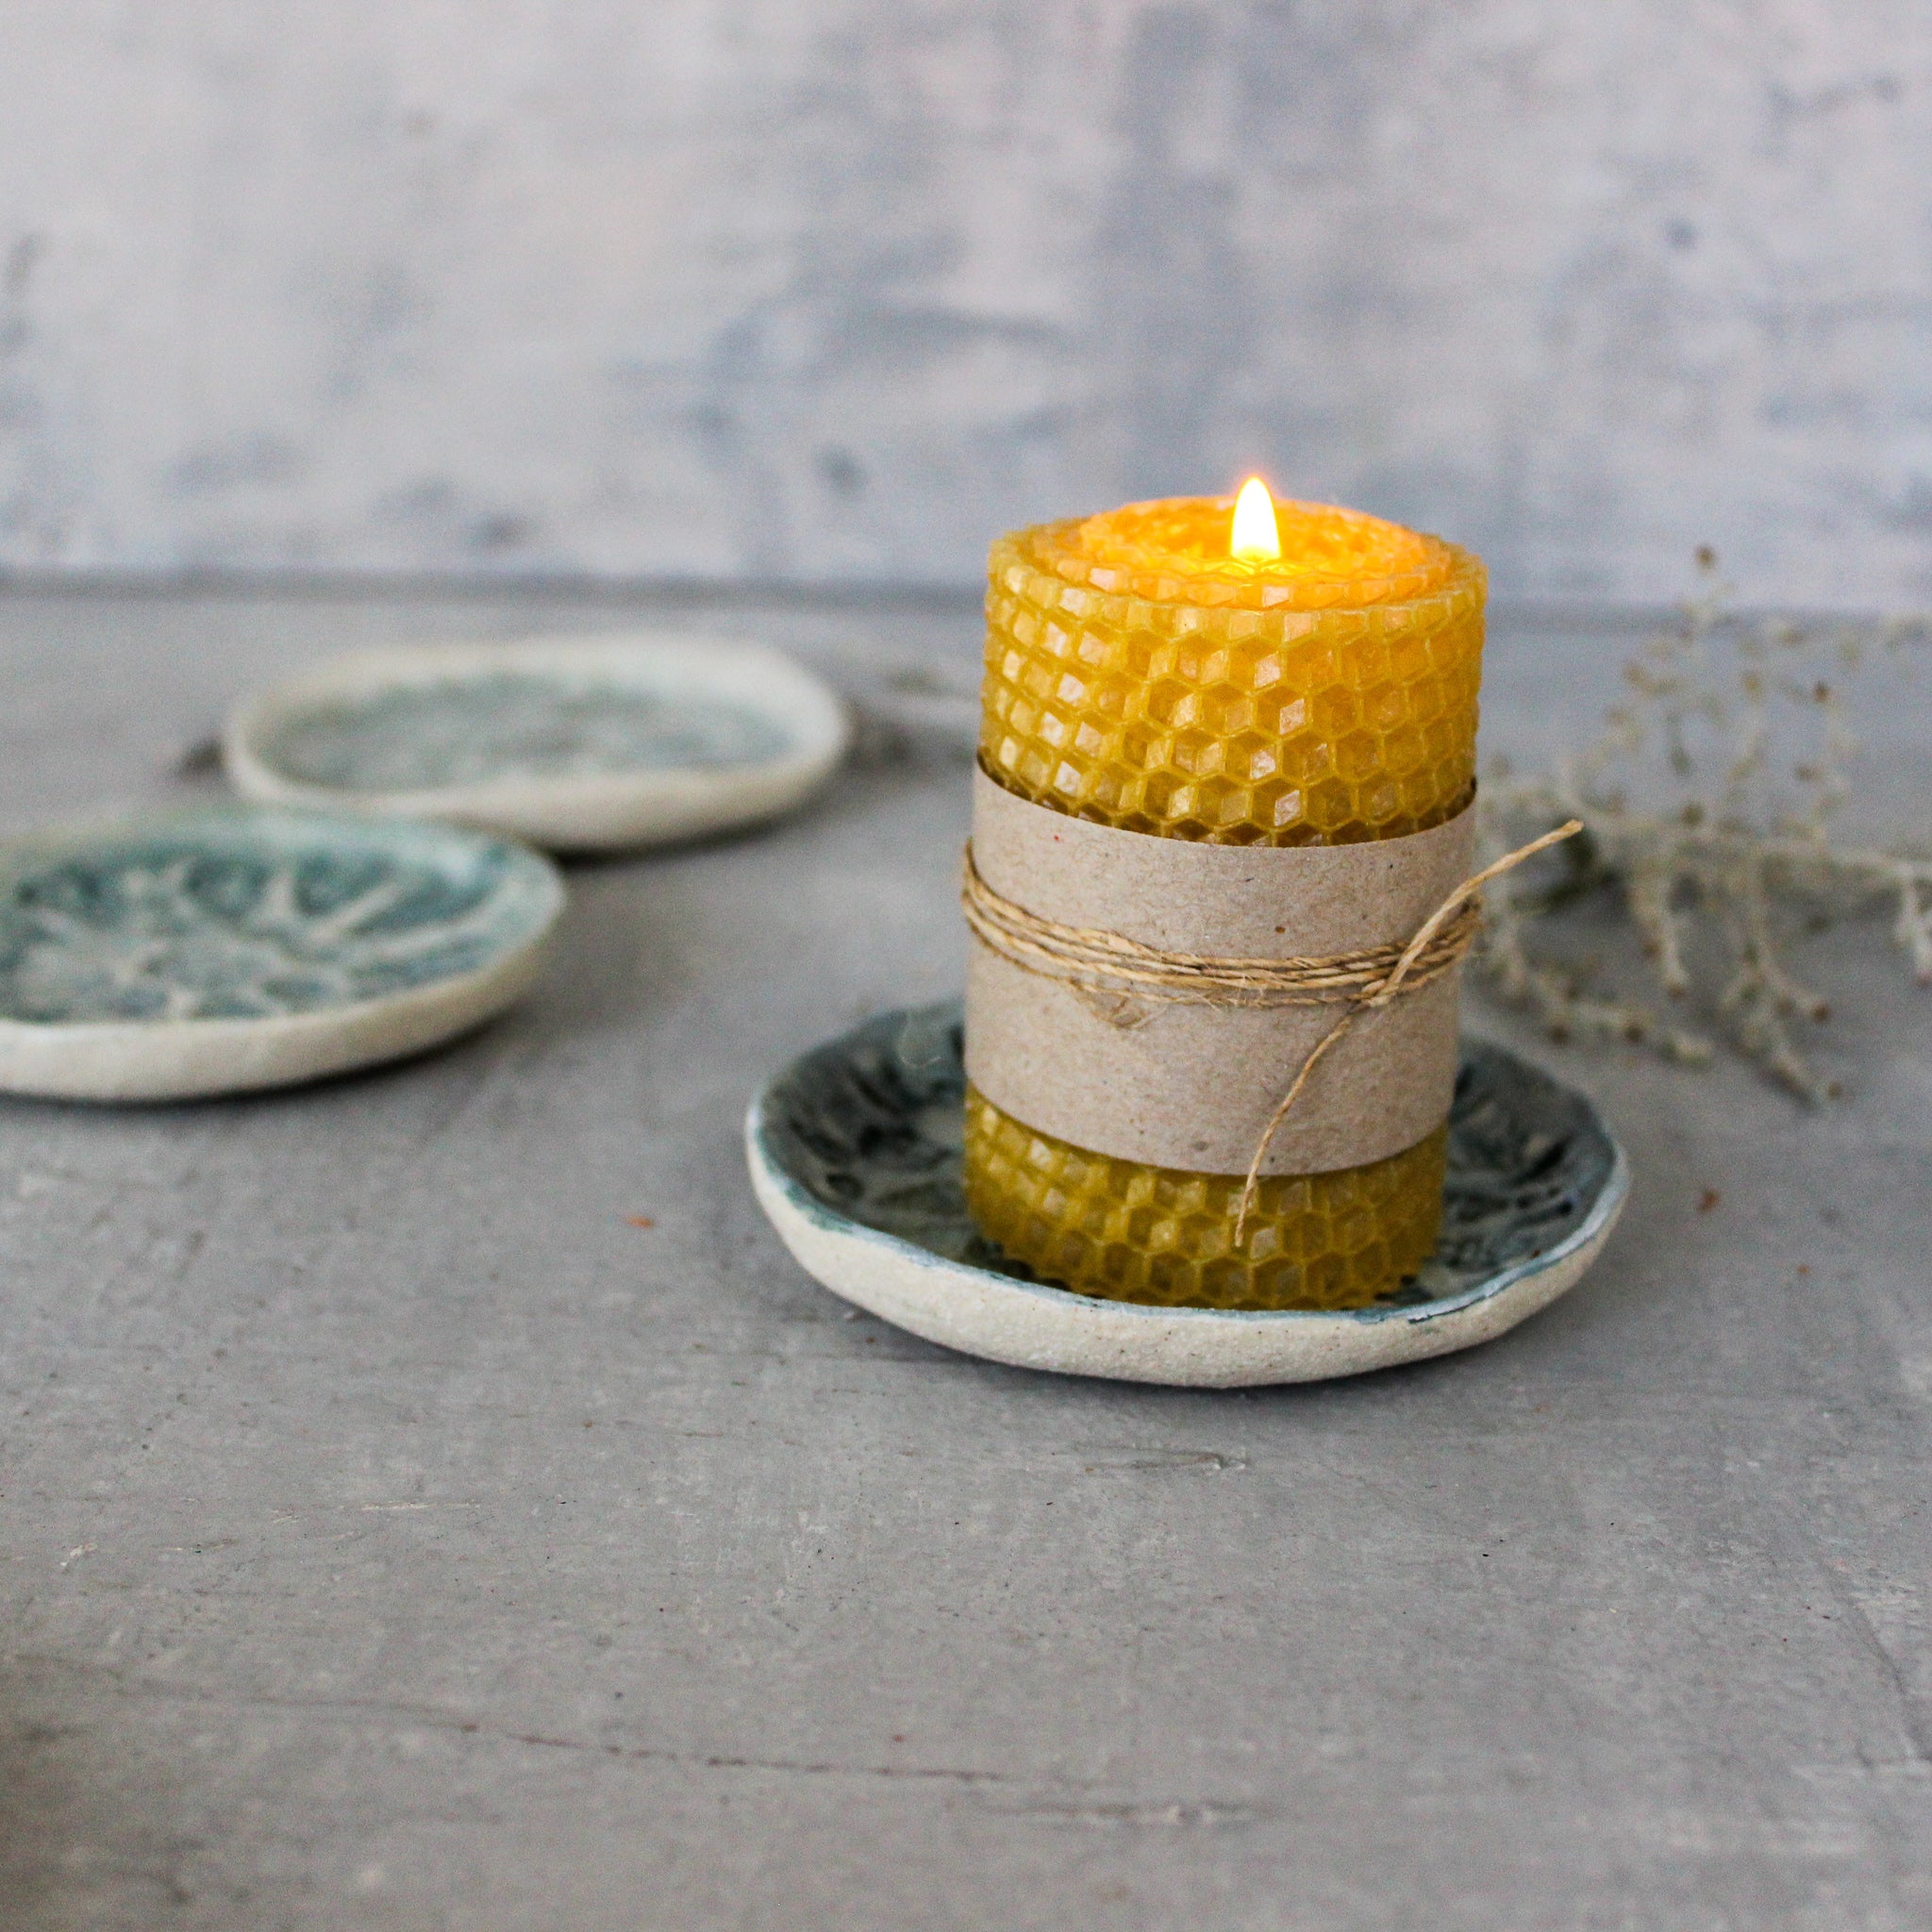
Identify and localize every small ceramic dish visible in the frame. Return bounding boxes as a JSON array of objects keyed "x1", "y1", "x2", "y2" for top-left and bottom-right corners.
[
  {"x1": 224, "y1": 635, "x2": 851, "y2": 852},
  {"x1": 747, "y1": 1002, "x2": 1628, "y2": 1388},
  {"x1": 0, "y1": 807, "x2": 563, "y2": 1101}
]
